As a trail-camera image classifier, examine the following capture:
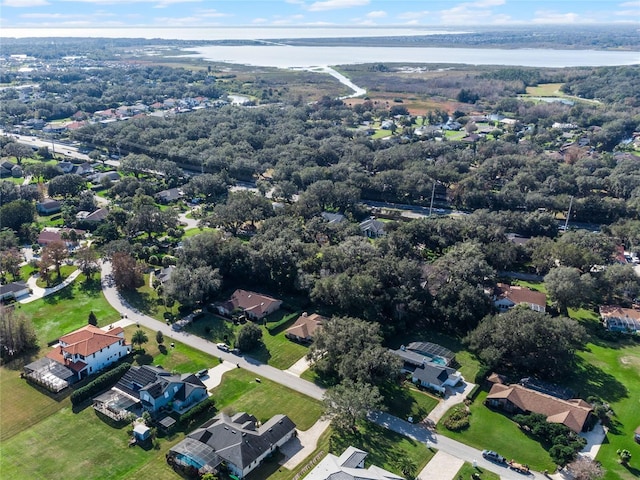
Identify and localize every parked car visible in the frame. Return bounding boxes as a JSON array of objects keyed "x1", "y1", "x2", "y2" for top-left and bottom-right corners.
[
  {"x1": 482, "y1": 450, "x2": 506, "y2": 463},
  {"x1": 216, "y1": 343, "x2": 230, "y2": 352},
  {"x1": 230, "y1": 348, "x2": 241, "y2": 355},
  {"x1": 196, "y1": 369, "x2": 208, "y2": 378}
]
